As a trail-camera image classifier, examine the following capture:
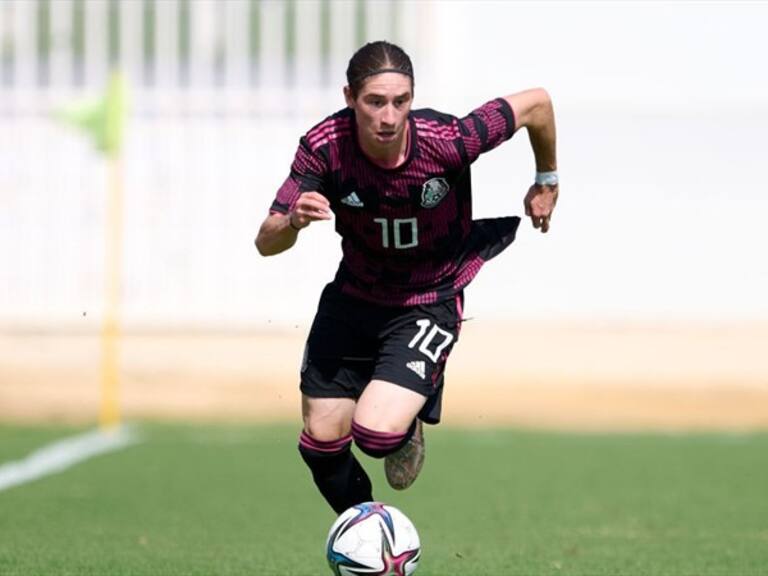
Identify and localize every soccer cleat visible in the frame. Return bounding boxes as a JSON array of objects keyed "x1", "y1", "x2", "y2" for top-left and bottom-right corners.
[{"x1": 384, "y1": 420, "x2": 425, "y2": 490}]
